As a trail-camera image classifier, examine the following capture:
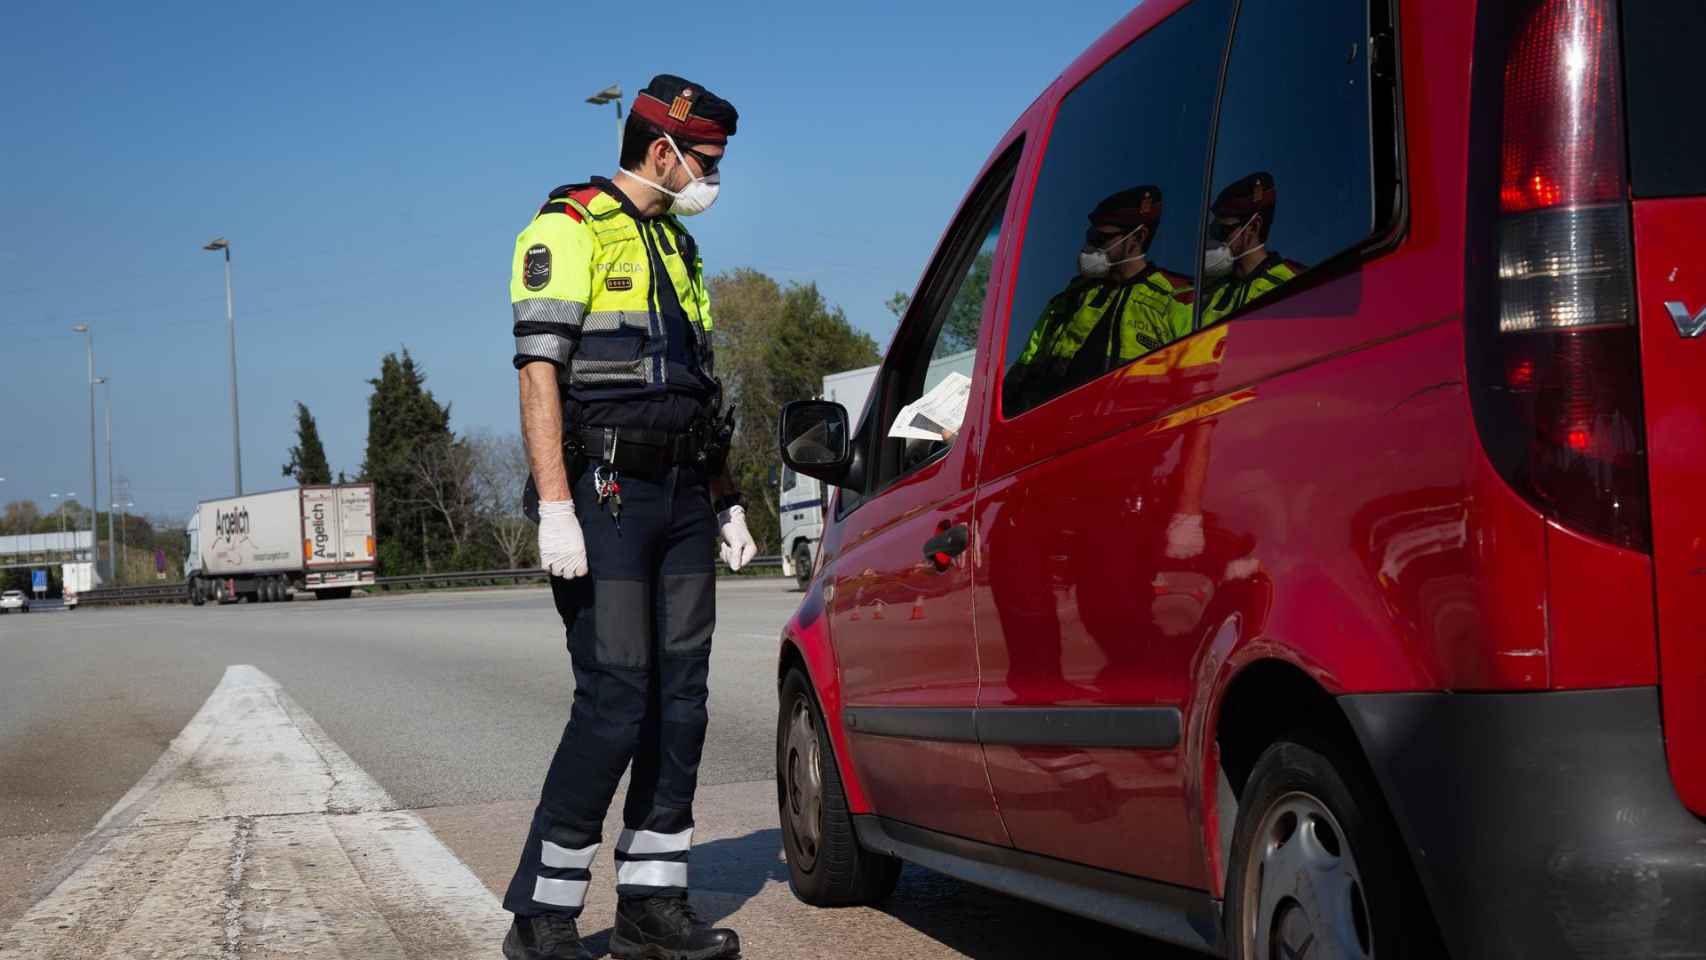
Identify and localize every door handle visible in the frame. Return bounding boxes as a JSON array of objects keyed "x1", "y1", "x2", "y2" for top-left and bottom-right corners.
[{"x1": 923, "y1": 524, "x2": 970, "y2": 569}]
